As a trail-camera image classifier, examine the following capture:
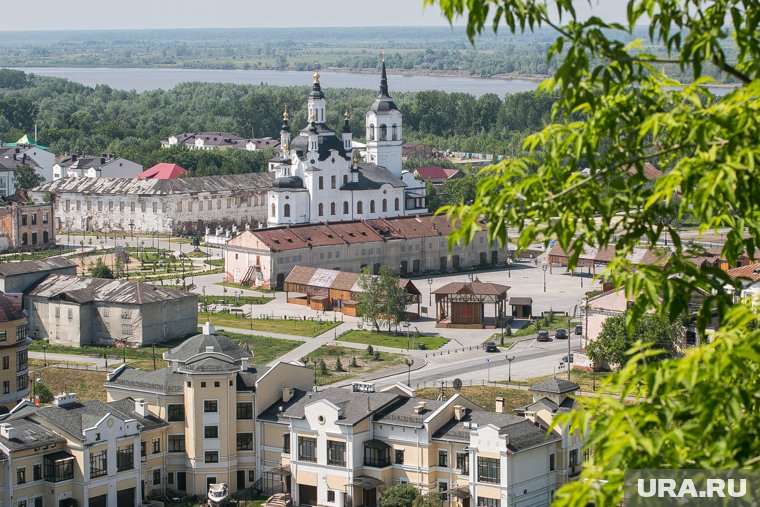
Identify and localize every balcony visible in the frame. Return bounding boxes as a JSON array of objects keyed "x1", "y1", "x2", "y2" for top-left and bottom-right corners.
[
  {"x1": 363, "y1": 439, "x2": 391, "y2": 468},
  {"x1": 44, "y1": 451, "x2": 75, "y2": 483}
]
